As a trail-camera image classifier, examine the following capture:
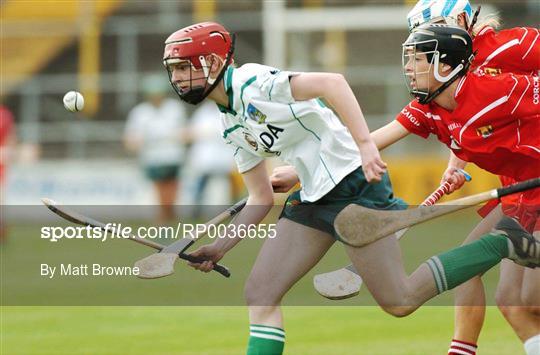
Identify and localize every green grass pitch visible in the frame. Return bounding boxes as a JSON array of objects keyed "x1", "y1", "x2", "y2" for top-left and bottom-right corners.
[
  {"x1": 2, "y1": 306, "x2": 521, "y2": 354},
  {"x1": 1, "y1": 210, "x2": 524, "y2": 354}
]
